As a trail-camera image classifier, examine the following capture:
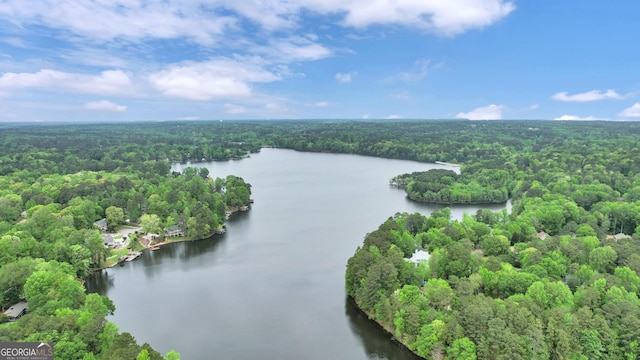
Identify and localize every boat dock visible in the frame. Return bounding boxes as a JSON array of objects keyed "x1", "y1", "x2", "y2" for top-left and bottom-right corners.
[{"x1": 118, "y1": 251, "x2": 142, "y2": 265}]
